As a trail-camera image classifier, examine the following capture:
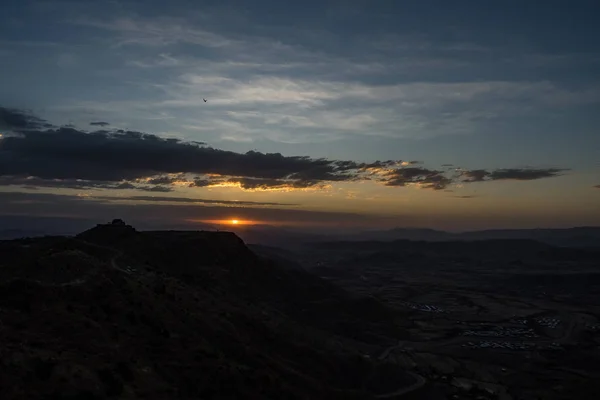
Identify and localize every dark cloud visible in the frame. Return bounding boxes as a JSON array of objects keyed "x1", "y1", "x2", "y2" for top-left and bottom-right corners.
[
  {"x1": 461, "y1": 168, "x2": 567, "y2": 182},
  {"x1": 0, "y1": 191, "x2": 105, "y2": 206},
  {"x1": 488, "y1": 168, "x2": 566, "y2": 180},
  {"x1": 0, "y1": 176, "x2": 130, "y2": 190},
  {"x1": 0, "y1": 107, "x2": 52, "y2": 130},
  {"x1": 189, "y1": 177, "x2": 212, "y2": 187},
  {"x1": 228, "y1": 177, "x2": 325, "y2": 190},
  {"x1": 380, "y1": 167, "x2": 453, "y2": 190},
  {"x1": 94, "y1": 195, "x2": 296, "y2": 206},
  {"x1": 146, "y1": 175, "x2": 185, "y2": 185},
  {"x1": 0, "y1": 191, "x2": 308, "y2": 219},
  {"x1": 594, "y1": 185, "x2": 600, "y2": 189},
  {"x1": 0, "y1": 107, "x2": 569, "y2": 194},
  {"x1": 0, "y1": 190, "x2": 396, "y2": 233},
  {"x1": 187, "y1": 176, "x2": 327, "y2": 190},
  {"x1": 90, "y1": 121, "x2": 110, "y2": 127},
  {"x1": 0, "y1": 176, "x2": 171, "y2": 192},
  {"x1": 138, "y1": 185, "x2": 173, "y2": 192},
  {"x1": 115, "y1": 182, "x2": 136, "y2": 189},
  {"x1": 461, "y1": 169, "x2": 489, "y2": 182},
  {"x1": 0, "y1": 107, "x2": 367, "y2": 187}
]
